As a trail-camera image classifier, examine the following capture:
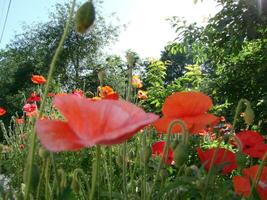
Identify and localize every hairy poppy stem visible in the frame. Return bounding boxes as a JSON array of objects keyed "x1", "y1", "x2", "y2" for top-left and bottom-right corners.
[
  {"x1": 202, "y1": 140, "x2": 222, "y2": 200},
  {"x1": 23, "y1": 1, "x2": 76, "y2": 199},
  {"x1": 90, "y1": 145, "x2": 101, "y2": 200},
  {"x1": 248, "y1": 152, "x2": 267, "y2": 200},
  {"x1": 149, "y1": 119, "x2": 187, "y2": 199}
]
